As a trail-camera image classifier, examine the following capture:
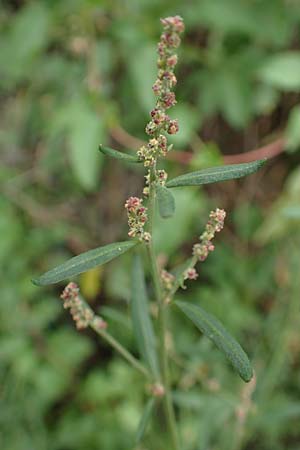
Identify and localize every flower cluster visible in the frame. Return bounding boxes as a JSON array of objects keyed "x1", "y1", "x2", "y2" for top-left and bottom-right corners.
[
  {"x1": 125, "y1": 197, "x2": 151, "y2": 242},
  {"x1": 161, "y1": 269, "x2": 175, "y2": 290},
  {"x1": 193, "y1": 209, "x2": 226, "y2": 262},
  {"x1": 184, "y1": 267, "x2": 198, "y2": 280},
  {"x1": 137, "y1": 135, "x2": 170, "y2": 167},
  {"x1": 61, "y1": 282, "x2": 107, "y2": 330},
  {"x1": 157, "y1": 169, "x2": 168, "y2": 186},
  {"x1": 143, "y1": 169, "x2": 168, "y2": 196},
  {"x1": 137, "y1": 15, "x2": 184, "y2": 167}
]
